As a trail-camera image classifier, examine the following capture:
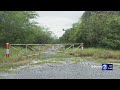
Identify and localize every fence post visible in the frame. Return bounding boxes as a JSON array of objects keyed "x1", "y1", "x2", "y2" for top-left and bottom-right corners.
[
  {"x1": 6, "y1": 43, "x2": 10, "y2": 58},
  {"x1": 81, "y1": 43, "x2": 84, "y2": 50},
  {"x1": 26, "y1": 44, "x2": 28, "y2": 55}
]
